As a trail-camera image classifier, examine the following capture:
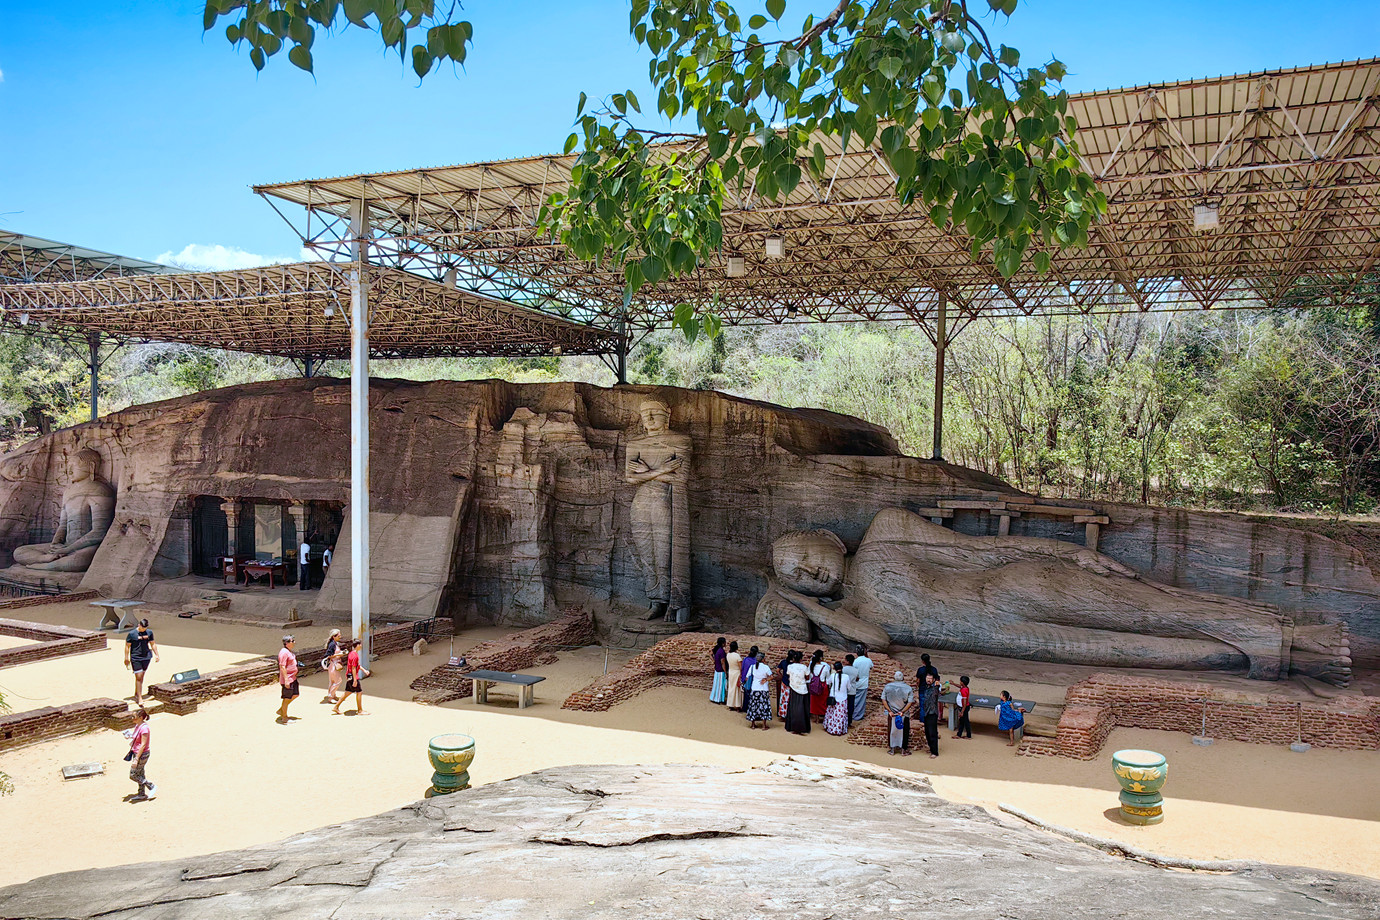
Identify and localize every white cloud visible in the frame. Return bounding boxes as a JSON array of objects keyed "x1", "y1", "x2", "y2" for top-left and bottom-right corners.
[
  {"x1": 0, "y1": 68, "x2": 6, "y2": 82},
  {"x1": 155, "y1": 243, "x2": 305, "y2": 271}
]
